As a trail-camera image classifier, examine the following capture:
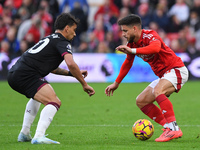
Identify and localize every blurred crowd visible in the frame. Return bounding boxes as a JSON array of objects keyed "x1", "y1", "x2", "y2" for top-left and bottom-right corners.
[{"x1": 0, "y1": 0, "x2": 200, "y2": 60}]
